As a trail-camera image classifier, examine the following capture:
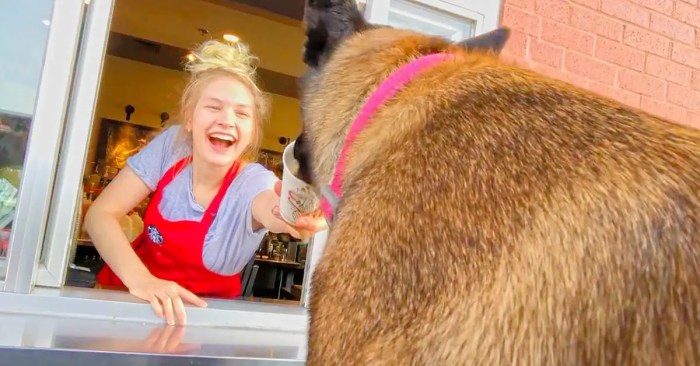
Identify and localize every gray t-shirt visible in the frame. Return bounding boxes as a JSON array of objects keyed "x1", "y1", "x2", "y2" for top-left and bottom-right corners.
[{"x1": 127, "y1": 125, "x2": 277, "y2": 275}]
